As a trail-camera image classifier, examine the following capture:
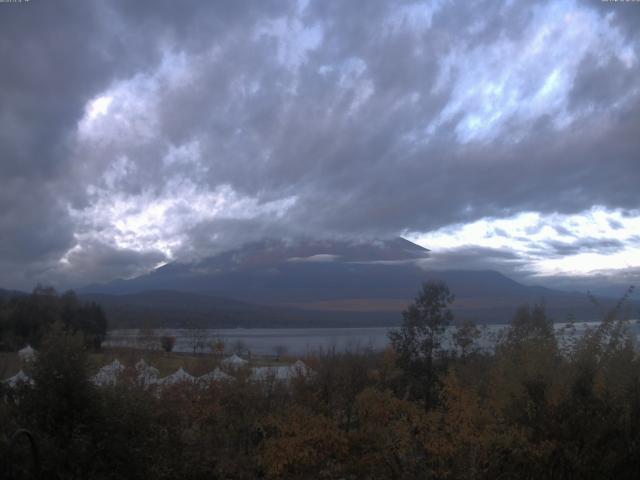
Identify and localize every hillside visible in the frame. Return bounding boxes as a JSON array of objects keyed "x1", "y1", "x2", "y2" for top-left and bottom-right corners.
[
  {"x1": 79, "y1": 290, "x2": 394, "y2": 329},
  {"x1": 77, "y1": 237, "x2": 626, "y2": 328}
]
